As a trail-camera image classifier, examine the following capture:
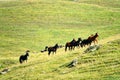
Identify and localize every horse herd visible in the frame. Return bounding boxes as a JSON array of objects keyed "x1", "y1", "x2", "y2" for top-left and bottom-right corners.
[{"x1": 19, "y1": 33, "x2": 99, "y2": 64}]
